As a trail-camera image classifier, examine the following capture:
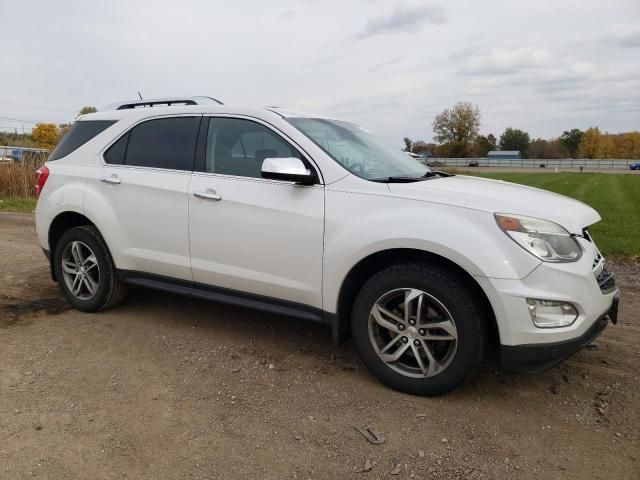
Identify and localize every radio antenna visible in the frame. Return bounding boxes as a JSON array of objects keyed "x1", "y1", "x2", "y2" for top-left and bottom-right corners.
[{"x1": 137, "y1": 91, "x2": 143, "y2": 100}]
